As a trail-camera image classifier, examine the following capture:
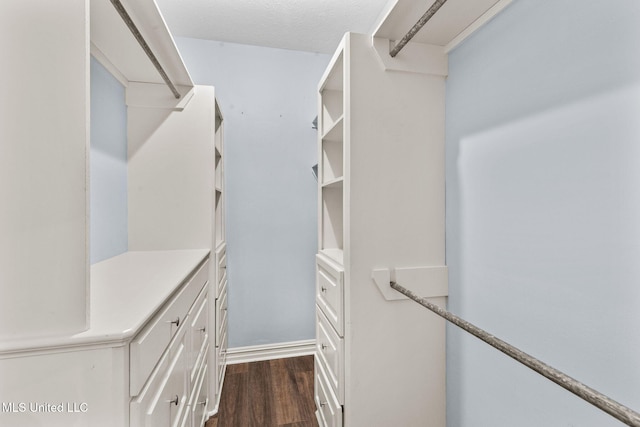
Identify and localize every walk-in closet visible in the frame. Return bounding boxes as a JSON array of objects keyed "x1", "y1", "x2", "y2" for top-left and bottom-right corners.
[{"x1": 2, "y1": 1, "x2": 639, "y2": 426}]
